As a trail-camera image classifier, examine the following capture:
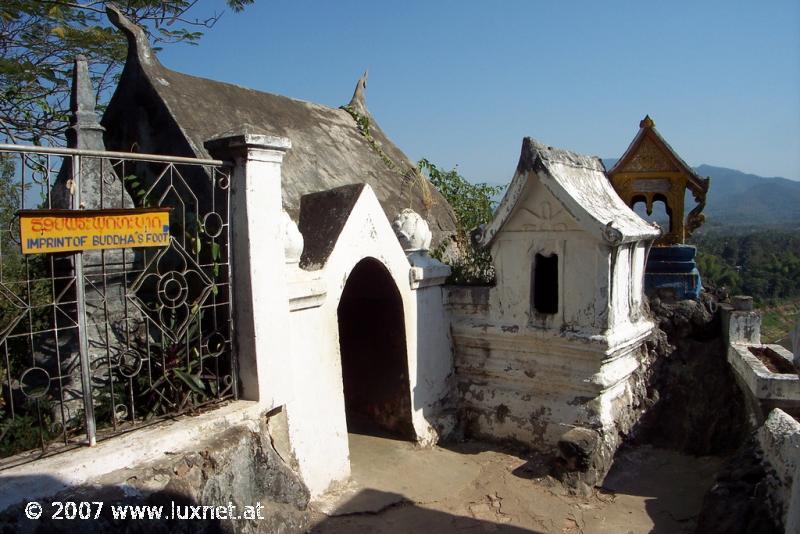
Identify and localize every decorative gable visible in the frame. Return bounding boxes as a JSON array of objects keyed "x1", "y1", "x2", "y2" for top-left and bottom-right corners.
[
  {"x1": 608, "y1": 116, "x2": 711, "y2": 244},
  {"x1": 617, "y1": 136, "x2": 679, "y2": 173},
  {"x1": 503, "y1": 186, "x2": 581, "y2": 234}
]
